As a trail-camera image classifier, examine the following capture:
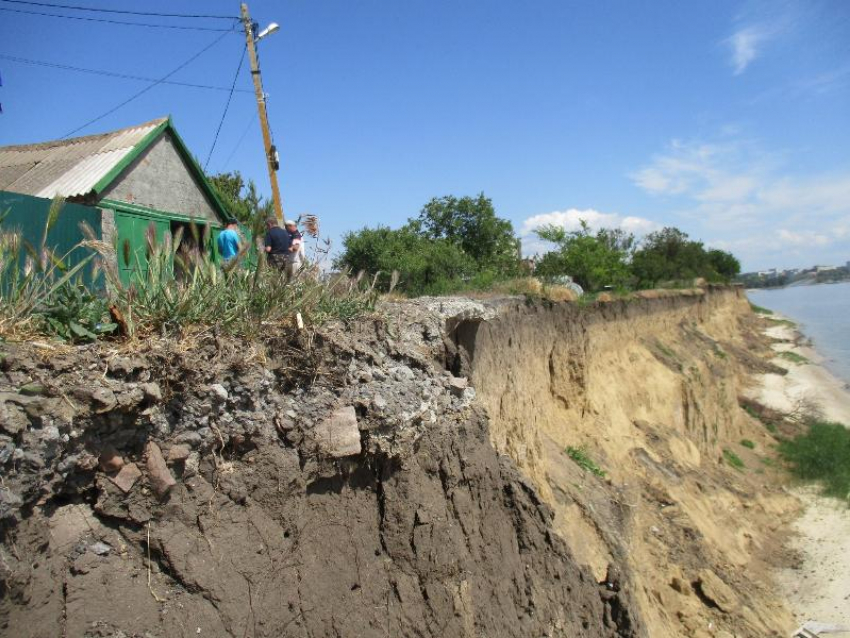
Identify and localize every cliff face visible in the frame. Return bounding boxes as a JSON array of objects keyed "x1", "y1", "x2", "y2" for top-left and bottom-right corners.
[
  {"x1": 0, "y1": 288, "x2": 797, "y2": 637},
  {"x1": 0, "y1": 312, "x2": 640, "y2": 637},
  {"x1": 450, "y1": 287, "x2": 798, "y2": 637}
]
